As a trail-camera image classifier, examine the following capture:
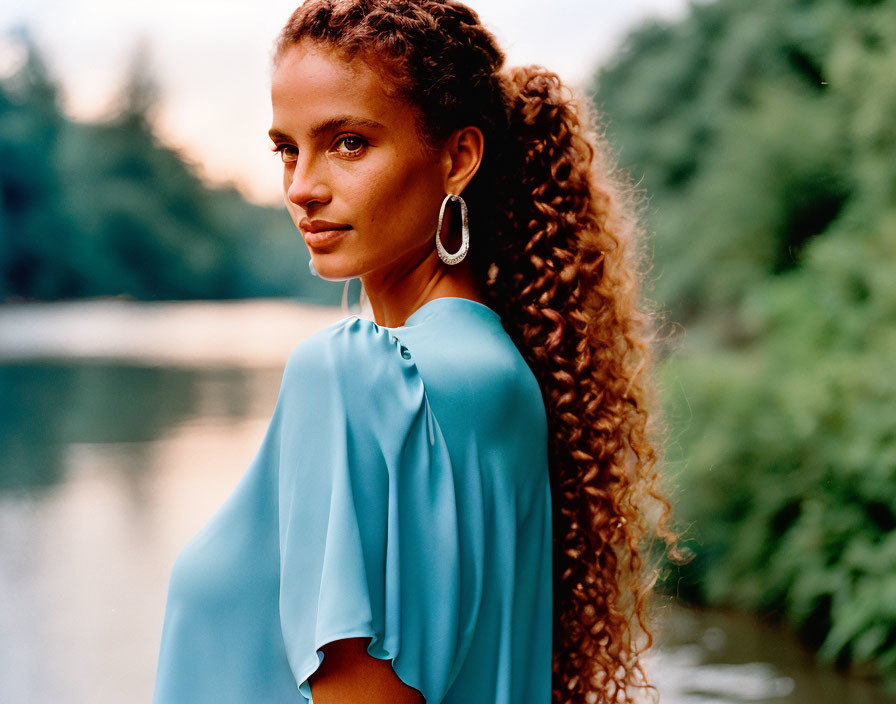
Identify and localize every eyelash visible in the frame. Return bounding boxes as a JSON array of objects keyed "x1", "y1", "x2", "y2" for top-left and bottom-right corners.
[
  {"x1": 270, "y1": 144, "x2": 297, "y2": 163},
  {"x1": 270, "y1": 135, "x2": 368, "y2": 163}
]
